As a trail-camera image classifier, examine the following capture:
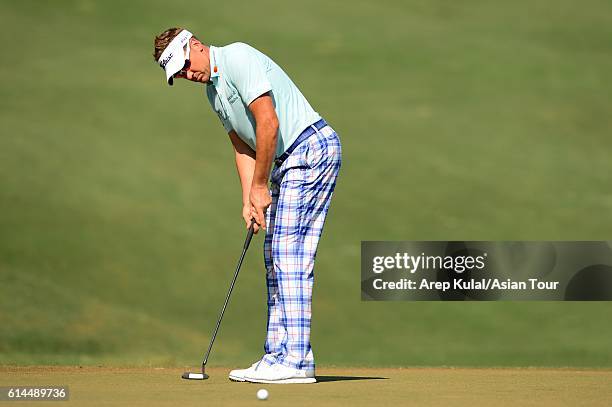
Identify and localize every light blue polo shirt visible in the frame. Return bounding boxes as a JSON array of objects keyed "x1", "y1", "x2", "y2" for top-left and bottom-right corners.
[{"x1": 205, "y1": 43, "x2": 321, "y2": 158}]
